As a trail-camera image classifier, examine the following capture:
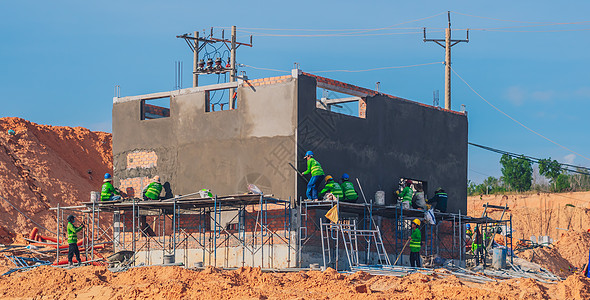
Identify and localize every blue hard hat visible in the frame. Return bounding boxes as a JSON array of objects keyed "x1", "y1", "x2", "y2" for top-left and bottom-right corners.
[
  {"x1": 341, "y1": 173, "x2": 349, "y2": 180},
  {"x1": 104, "y1": 173, "x2": 112, "y2": 179},
  {"x1": 305, "y1": 151, "x2": 314, "y2": 157},
  {"x1": 466, "y1": 224, "x2": 471, "y2": 229}
]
